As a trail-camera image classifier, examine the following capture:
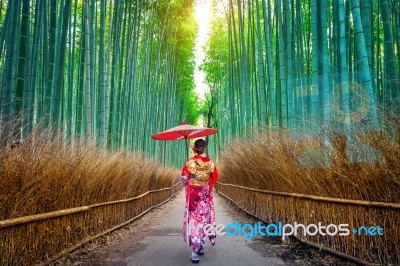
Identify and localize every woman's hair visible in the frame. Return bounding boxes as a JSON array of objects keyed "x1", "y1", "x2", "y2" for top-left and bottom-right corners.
[{"x1": 194, "y1": 139, "x2": 207, "y2": 148}]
